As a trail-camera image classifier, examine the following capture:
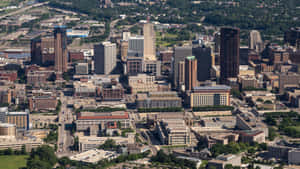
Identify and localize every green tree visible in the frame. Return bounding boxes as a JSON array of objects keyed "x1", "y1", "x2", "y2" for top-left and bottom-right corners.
[{"x1": 4, "y1": 148, "x2": 13, "y2": 155}]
